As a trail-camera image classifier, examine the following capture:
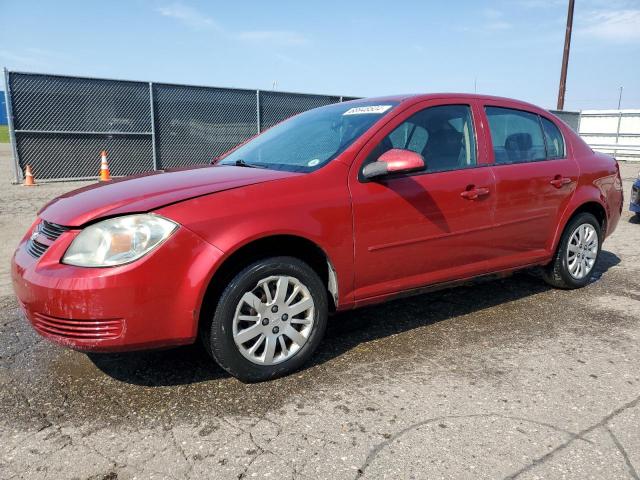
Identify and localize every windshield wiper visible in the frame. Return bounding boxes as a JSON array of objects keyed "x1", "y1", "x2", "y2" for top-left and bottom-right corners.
[{"x1": 232, "y1": 159, "x2": 267, "y2": 169}]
